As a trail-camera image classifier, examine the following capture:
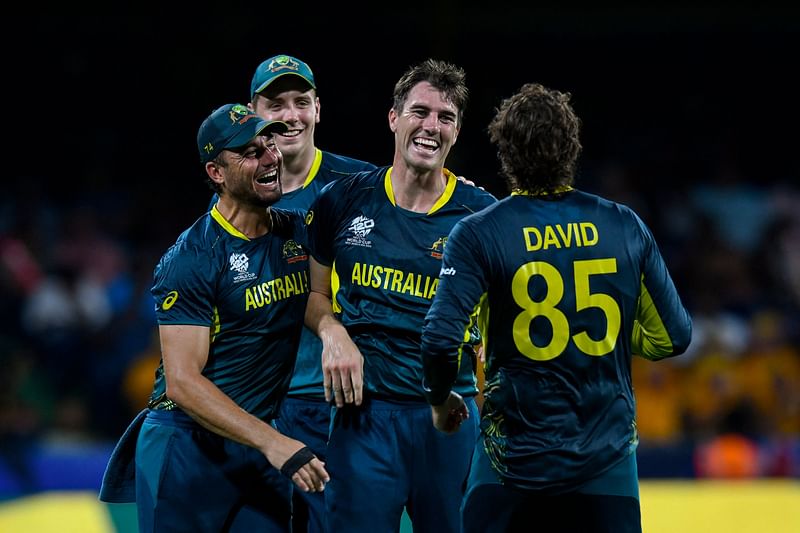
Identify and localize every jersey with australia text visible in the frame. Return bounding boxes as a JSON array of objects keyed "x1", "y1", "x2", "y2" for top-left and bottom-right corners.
[
  {"x1": 422, "y1": 189, "x2": 692, "y2": 491},
  {"x1": 277, "y1": 149, "x2": 375, "y2": 399},
  {"x1": 149, "y1": 205, "x2": 310, "y2": 421},
  {"x1": 206, "y1": 150, "x2": 374, "y2": 400},
  {"x1": 307, "y1": 166, "x2": 497, "y2": 401}
]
